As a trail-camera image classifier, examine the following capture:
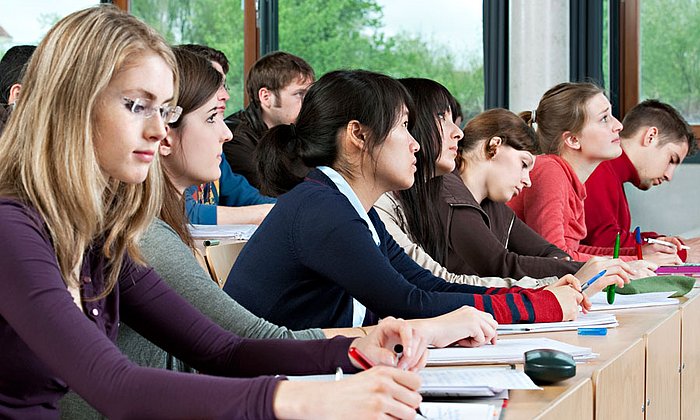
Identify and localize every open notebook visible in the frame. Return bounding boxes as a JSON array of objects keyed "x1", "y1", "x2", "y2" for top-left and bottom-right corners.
[
  {"x1": 188, "y1": 224, "x2": 257, "y2": 240},
  {"x1": 427, "y1": 338, "x2": 595, "y2": 366},
  {"x1": 588, "y1": 291, "x2": 679, "y2": 311},
  {"x1": 497, "y1": 312, "x2": 618, "y2": 335}
]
